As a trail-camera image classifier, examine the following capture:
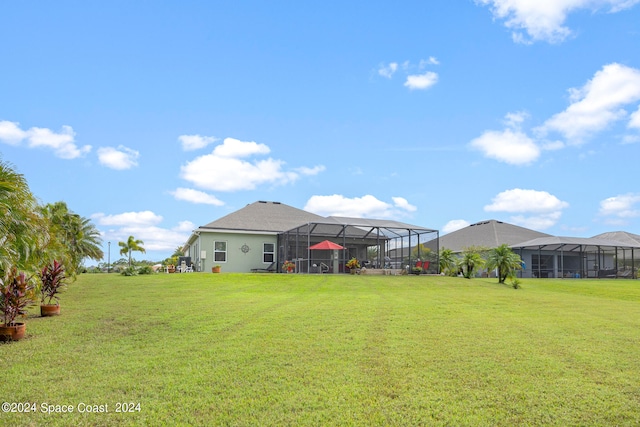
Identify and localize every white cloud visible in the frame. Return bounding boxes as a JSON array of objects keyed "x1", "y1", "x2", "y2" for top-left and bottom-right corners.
[
  {"x1": 442, "y1": 219, "x2": 470, "y2": 234},
  {"x1": 94, "y1": 211, "x2": 194, "y2": 253},
  {"x1": 599, "y1": 193, "x2": 640, "y2": 219},
  {"x1": 304, "y1": 194, "x2": 416, "y2": 218},
  {"x1": 0, "y1": 121, "x2": 27, "y2": 144},
  {"x1": 378, "y1": 62, "x2": 398, "y2": 78},
  {"x1": 404, "y1": 71, "x2": 439, "y2": 90},
  {"x1": 629, "y1": 106, "x2": 640, "y2": 129},
  {"x1": 392, "y1": 197, "x2": 417, "y2": 212},
  {"x1": 423, "y1": 57, "x2": 440, "y2": 66},
  {"x1": 378, "y1": 59, "x2": 440, "y2": 91},
  {"x1": 213, "y1": 137, "x2": 270, "y2": 158},
  {"x1": 470, "y1": 128, "x2": 540, "y2": 165},
  {"x1": 27, "y1": 126, "x2": 89, "y2": 159},
  {"x1": 472, "y1": 64, "x2": 640, "y2": 164},
  {"x1": 181, "y1": 155, "x2": 296, "y2": 191},
  {"x1": 539, "y1": 63, "x2": 640, "y2": 143},
  {"x1": 179, "y1": 134, "x2": 218, "y2": 151},
  {"x1": 97, "y1": 145, "x2": 140, "y2": 170},
  {"x1": 485, "y1": 188, "x2": 569, "y2": 213},
  {"x1": 503, "y1": 111, "x2": 529, "y2": 129},
  {"x1": 484, "y1": 188, "x2": 569, "y2": 229},
  {"x1": 104, "y1": 223, "x2": 194, "y2": 253},
  {"x1": 0, "y1": 120, "x2": 91, "y2": 159},
  {"x1": 295, "y1": 165, "x2": 326, "y2": 176},
  {"x1": 92, "y1": 210, "x2": 163, "y2": 227},
  {"x1": 476, "y1": 0, "x2": 640, "y2": 44},
  {"x1": 175, "y1": 220, "x2": 196, "y2": 232},
  {"x1": 170, "y1": 188, "x2": 225, "y2": 206},
  {"x1": 180, "y1": 137, "x2": 320, "y2": 192}
]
